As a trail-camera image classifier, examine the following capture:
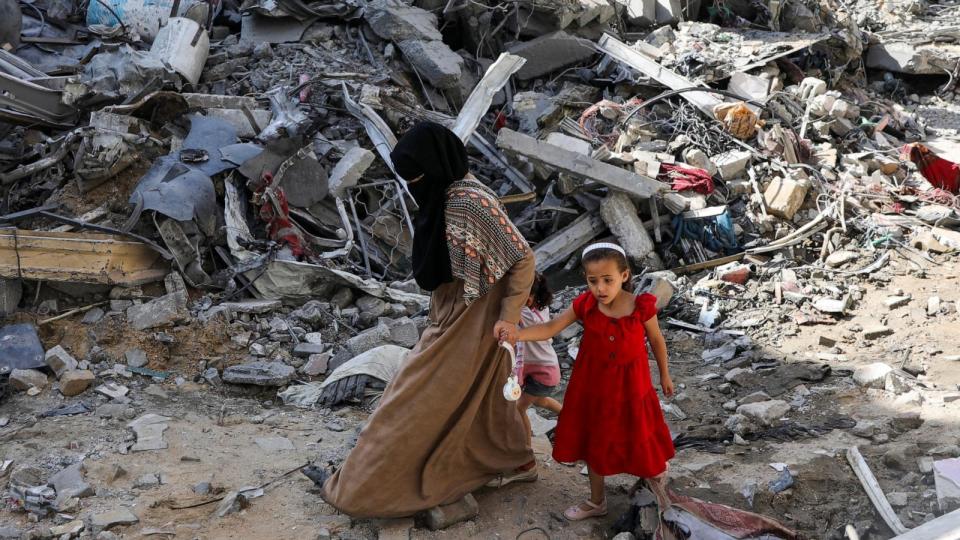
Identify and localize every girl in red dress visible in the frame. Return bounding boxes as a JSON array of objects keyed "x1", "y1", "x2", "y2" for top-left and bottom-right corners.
[{"x1": 509, "y1": 242, "x2": 676, "y2": 521}]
